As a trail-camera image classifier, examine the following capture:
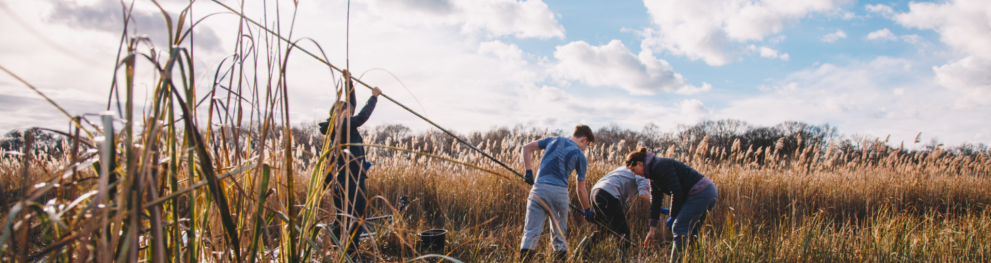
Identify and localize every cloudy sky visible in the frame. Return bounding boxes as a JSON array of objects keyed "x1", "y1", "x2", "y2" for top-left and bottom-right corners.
[{"x1": 1, "y1": 0, "x2": 989, "y2": 146}]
